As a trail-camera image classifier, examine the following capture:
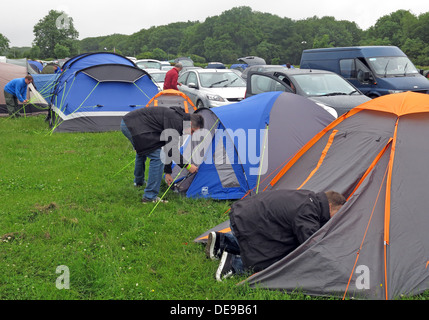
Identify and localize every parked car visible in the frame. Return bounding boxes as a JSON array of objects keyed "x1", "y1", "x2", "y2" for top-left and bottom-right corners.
[
  {"x1": 135, "y1": 59, "x2": 162, "y2": 70},
  {"x1": 174, "y1": 57, "x2": 194, "y2": 67},
  {"x1": 237, "y1": 56, "x2": 266, "y2": 66},
  {"x1": 300, "y1": 46, "x2": 429, "y2": 97},
  {"x1": 178, "y1": 69, "x2": 246, "y2": 108},
  {"x1": 205, "y1": 62, "x2": 226, "y2": 69},
  {"x1": 240, "y1": 64, "x2": 287, "y2": 80},
  {"x1": 146, "y1": 69, "x2": 167, "y2": 91},
  {"x1": 246, "y1": 68, "x2": 371, "y2": 116}
]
